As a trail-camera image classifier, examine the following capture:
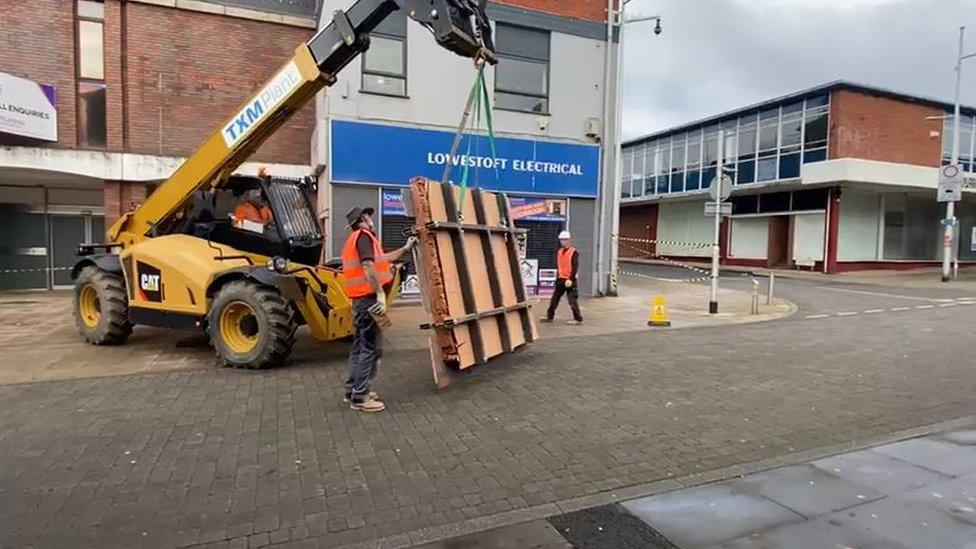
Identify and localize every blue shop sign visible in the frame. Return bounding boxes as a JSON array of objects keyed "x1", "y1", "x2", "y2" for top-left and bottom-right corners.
[{"x1": 331, "y1": 120, "x2": 600, "y2": 198}]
